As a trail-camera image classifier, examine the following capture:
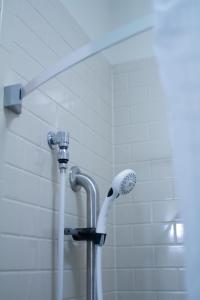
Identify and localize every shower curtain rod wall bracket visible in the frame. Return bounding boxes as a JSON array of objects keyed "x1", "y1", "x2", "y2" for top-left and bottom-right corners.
[{"x1": 4, "y1": 84, "x2": 22, "y2": 114}]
